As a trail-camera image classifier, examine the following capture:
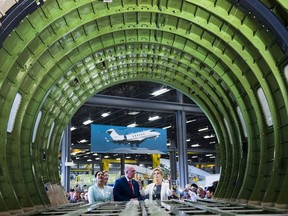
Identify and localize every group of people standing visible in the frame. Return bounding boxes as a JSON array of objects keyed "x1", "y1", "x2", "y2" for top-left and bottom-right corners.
[
  {"x1": 180, "y1": 181, "x2": 217, "y2": 201},
  {"x1": 87, "y1": 165, "x2": 173, "y2": 204},
  {"x1": 77, "y1": 166, "x2": 217, "y2": 204}
]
